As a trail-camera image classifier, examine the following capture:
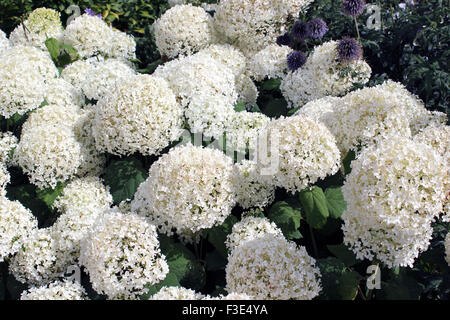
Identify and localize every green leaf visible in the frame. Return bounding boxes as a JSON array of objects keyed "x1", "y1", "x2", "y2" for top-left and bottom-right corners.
[
  {"x1": 324, "y1": 186, "x2": 347, "y2": 219},
  {"x1": 248, "y1": 104, "x2": 261, "y2": 113},
  {"x1": 343, "y1": 150, "x2": 356, "y2": 175},
  {"x1": 377, "y1": 271, "x2": 422, "y2": 300},
  {"x1": 59, "y1": 43, "x2": 79, "y2": 63},
  {"x1": 140, "y1": 273, "x2": 180, "y2": 299},
  {"x1": 44, "y1": 38, "x2": 60, "y2": 62},
  {"x1": 287, "y1": 106, "x2": 301, "y2": 116},
  {"x1": 36, "y1": 182, "x2": 65, "y2": 209},
  {"x1": 203, "y1": 215, "x2": 238, "y2": 258},
  {"x1": 205, "y1": 250, "x2": 227, "y2": 272},
  {"x1": 299, "y1": 186, "x2": 329, "y2": 229},
  {"x1": 158, "y1": 235, "x2": 206, "y2": 291},
  {"x1": 268, "y1": 201, "x2": 302, "y2": 240},
  {"x1": 327, "y1": 244, "x2": 357, "y2": 267},
  {"x1": 261, "y1": 98, "x2": 288, "y2": 118},
  {"x1": 234, "y1": 101, "x2": 246, "y2": 112},
  {"x1": 261, "y1": 78, "x2": 281, "y2": 91},
  {"x1": 338, "y1": 271, "x2": 362, "y2": 300},
  {"x1": 103, "y1": 157, "x2": 148, "y2": 205}
]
